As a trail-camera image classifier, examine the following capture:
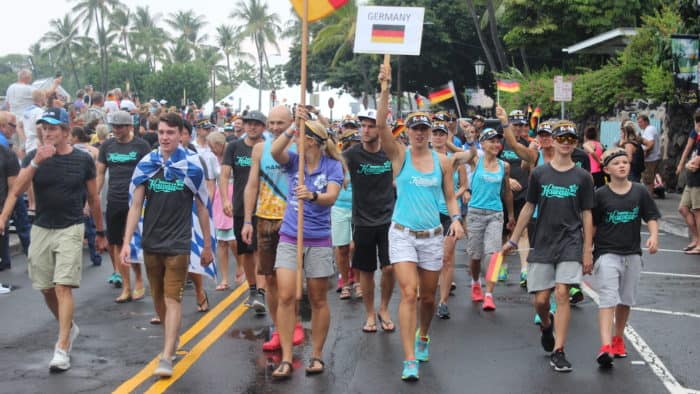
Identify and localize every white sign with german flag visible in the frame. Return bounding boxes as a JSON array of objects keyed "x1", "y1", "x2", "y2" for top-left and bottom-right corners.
[{"x1": 353, "y1": 6, "x2": 425, "y2": 56}]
